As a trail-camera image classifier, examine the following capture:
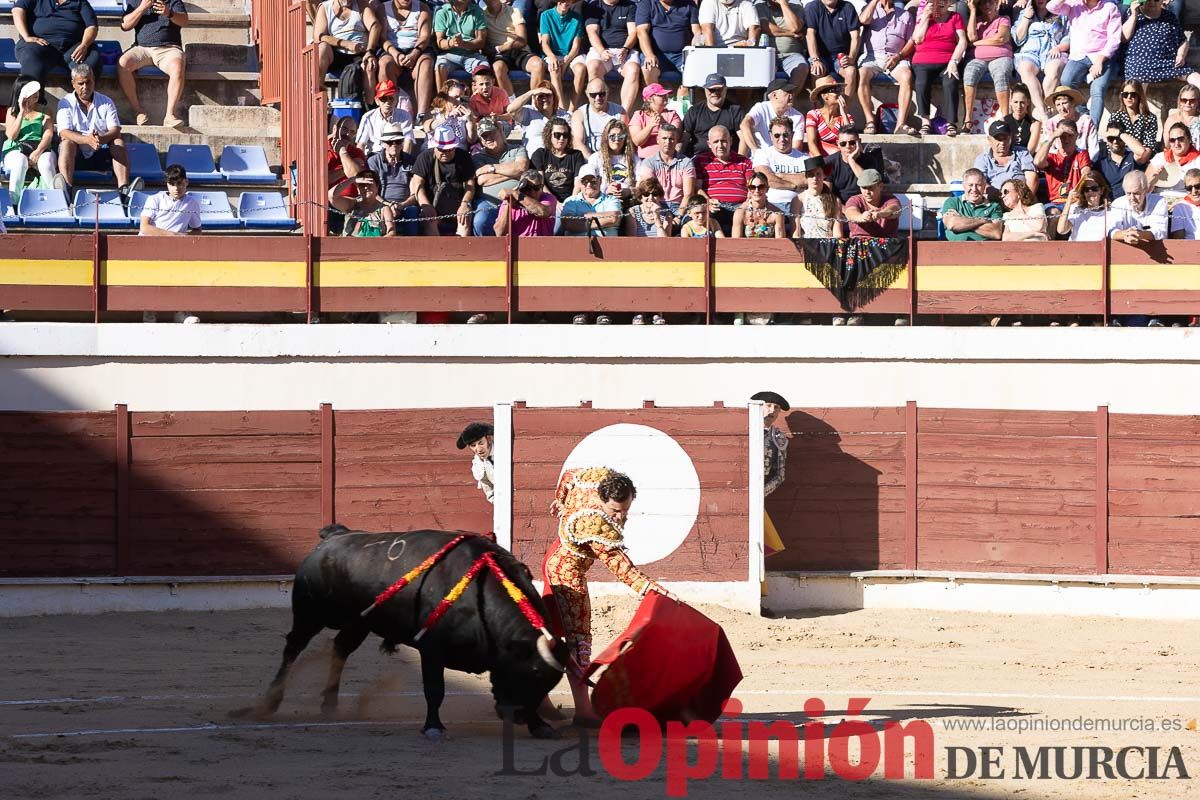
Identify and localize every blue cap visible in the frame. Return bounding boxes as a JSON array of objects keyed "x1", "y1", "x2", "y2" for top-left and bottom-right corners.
[{"x1": 704, "y1": 73, "x2": 726, "y2": 88}]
